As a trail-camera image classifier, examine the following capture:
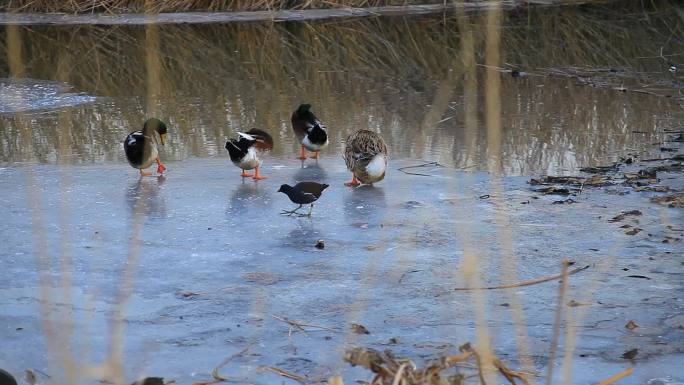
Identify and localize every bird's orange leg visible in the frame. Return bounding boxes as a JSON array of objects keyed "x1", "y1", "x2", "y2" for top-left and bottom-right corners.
[
  {"x1": 345, "y1": 174, "x2": 360, "y2": 187},
  {"x1": 298, "y1": 145, "x2": 307, "y2": 160},
  {"x1": 156, "y1": 157, "x2": 166, "y2": 174},
  {"x1": 240, "y1": 169, "x2": 253, "y2": 177},
  {"x1": 253, "y1": 166, "x2": 266, "y2": 180},
  {"x1": 308, "y1": 151, "x2": 319, "y2": 159},
  {"x1": 139, "y1": 168, "x2": 153, "y2": 177}
]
